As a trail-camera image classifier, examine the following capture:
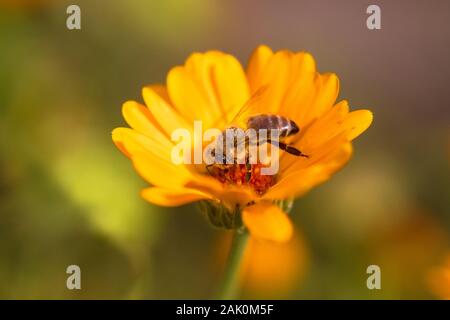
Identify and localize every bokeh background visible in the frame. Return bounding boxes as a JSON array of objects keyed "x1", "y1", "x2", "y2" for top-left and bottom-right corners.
[{"x1": 1, "y1": 0, "x2": 449, "y2": 299}]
